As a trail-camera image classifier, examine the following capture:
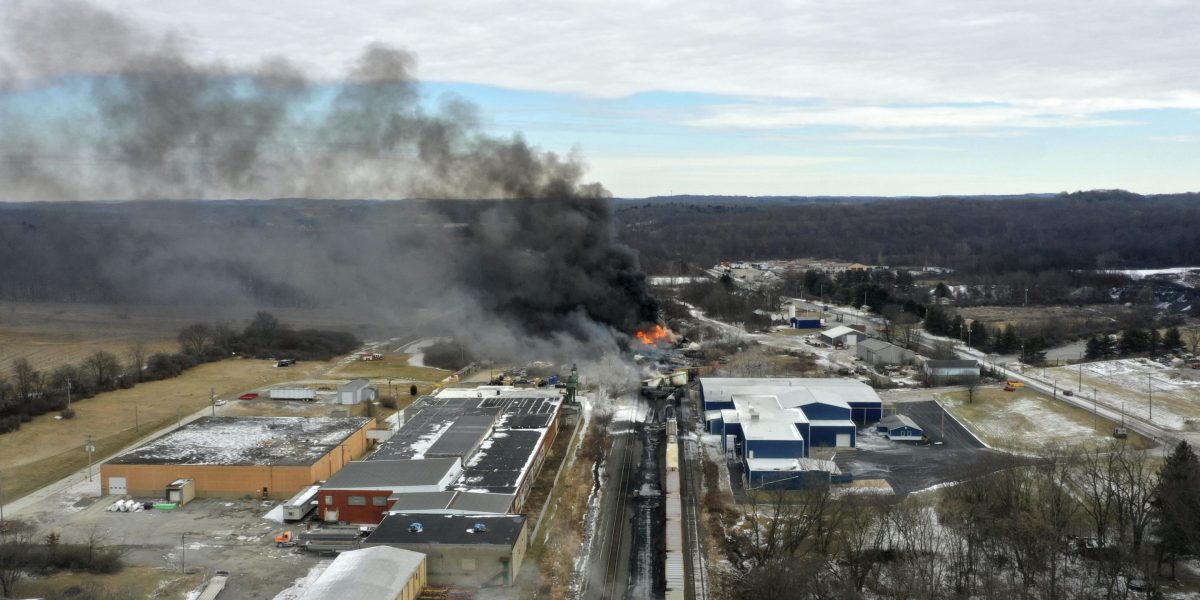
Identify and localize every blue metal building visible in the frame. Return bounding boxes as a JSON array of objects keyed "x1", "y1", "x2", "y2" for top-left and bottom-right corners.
[{"x1": 700, "y1": 378, "x2": 884, "y2": 489}]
